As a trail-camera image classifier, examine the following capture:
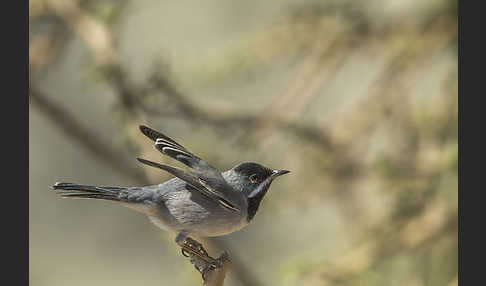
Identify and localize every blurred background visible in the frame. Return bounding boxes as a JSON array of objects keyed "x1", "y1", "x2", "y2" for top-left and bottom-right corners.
[{"x1": 29, "y1": 0, "x2": 457, "y2": 285}]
